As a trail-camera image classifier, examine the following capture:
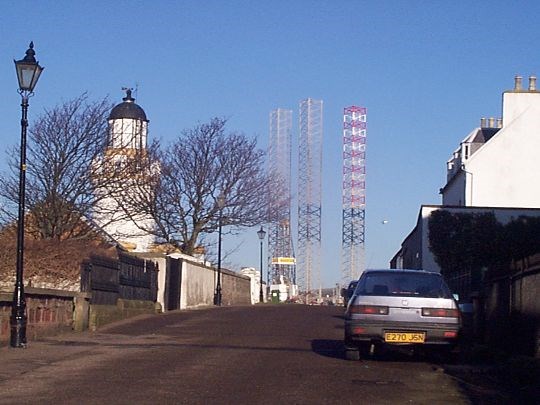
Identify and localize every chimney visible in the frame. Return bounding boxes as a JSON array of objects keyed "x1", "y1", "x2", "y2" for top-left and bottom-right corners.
[
  {"x1": 488, "y1": 117, "x2": 495, "y2": 127},
  {"x1": 529, "y1": 76, "x2": 537, "y2": 91},
  {"x1": 480, "y1": 117, "x2": 487, "y2": 127},
  {"x1": 515, "y1": 75, "x2": 523, "y2": 91},
  {"x1": 496, "y1": 118, "x2": 502, "y2": 128}
]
